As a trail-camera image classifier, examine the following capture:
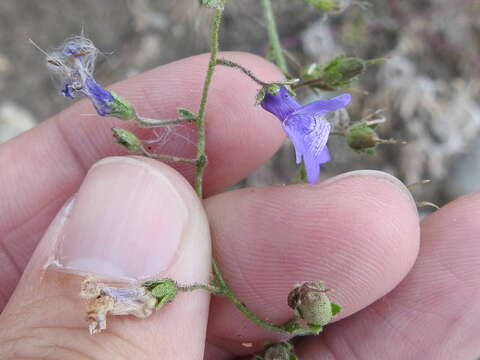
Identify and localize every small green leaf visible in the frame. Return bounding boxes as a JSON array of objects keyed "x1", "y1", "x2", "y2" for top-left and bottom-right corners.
[
  {"x1": 177, "y1": 108, "x2": 197, "y2": 121},
  {"x1": 331, "y1": 302, "x2": 342, "y2": 316}
]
